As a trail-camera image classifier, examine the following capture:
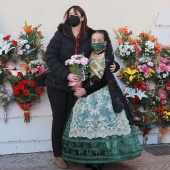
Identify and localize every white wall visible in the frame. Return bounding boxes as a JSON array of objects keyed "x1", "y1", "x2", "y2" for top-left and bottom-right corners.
[{"x1": 1, "y1": 0, "x2": 170, "y2": 155}]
